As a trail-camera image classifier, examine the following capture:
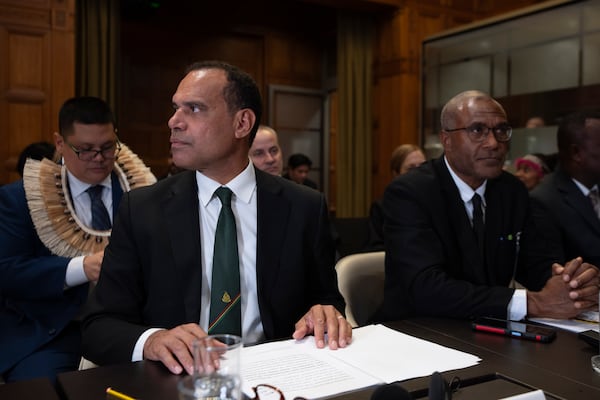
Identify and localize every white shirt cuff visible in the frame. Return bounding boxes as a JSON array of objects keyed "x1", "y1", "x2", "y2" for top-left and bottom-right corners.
[
  {"x1": 65, "y1": 255, "x2": 89, "y2": 288},
  {"x1": 132, "y1": 328, "x2": 164, "y2": 362},
  {"x1": 508, "y1": 289, "x2": 527, "y2": 321}
]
